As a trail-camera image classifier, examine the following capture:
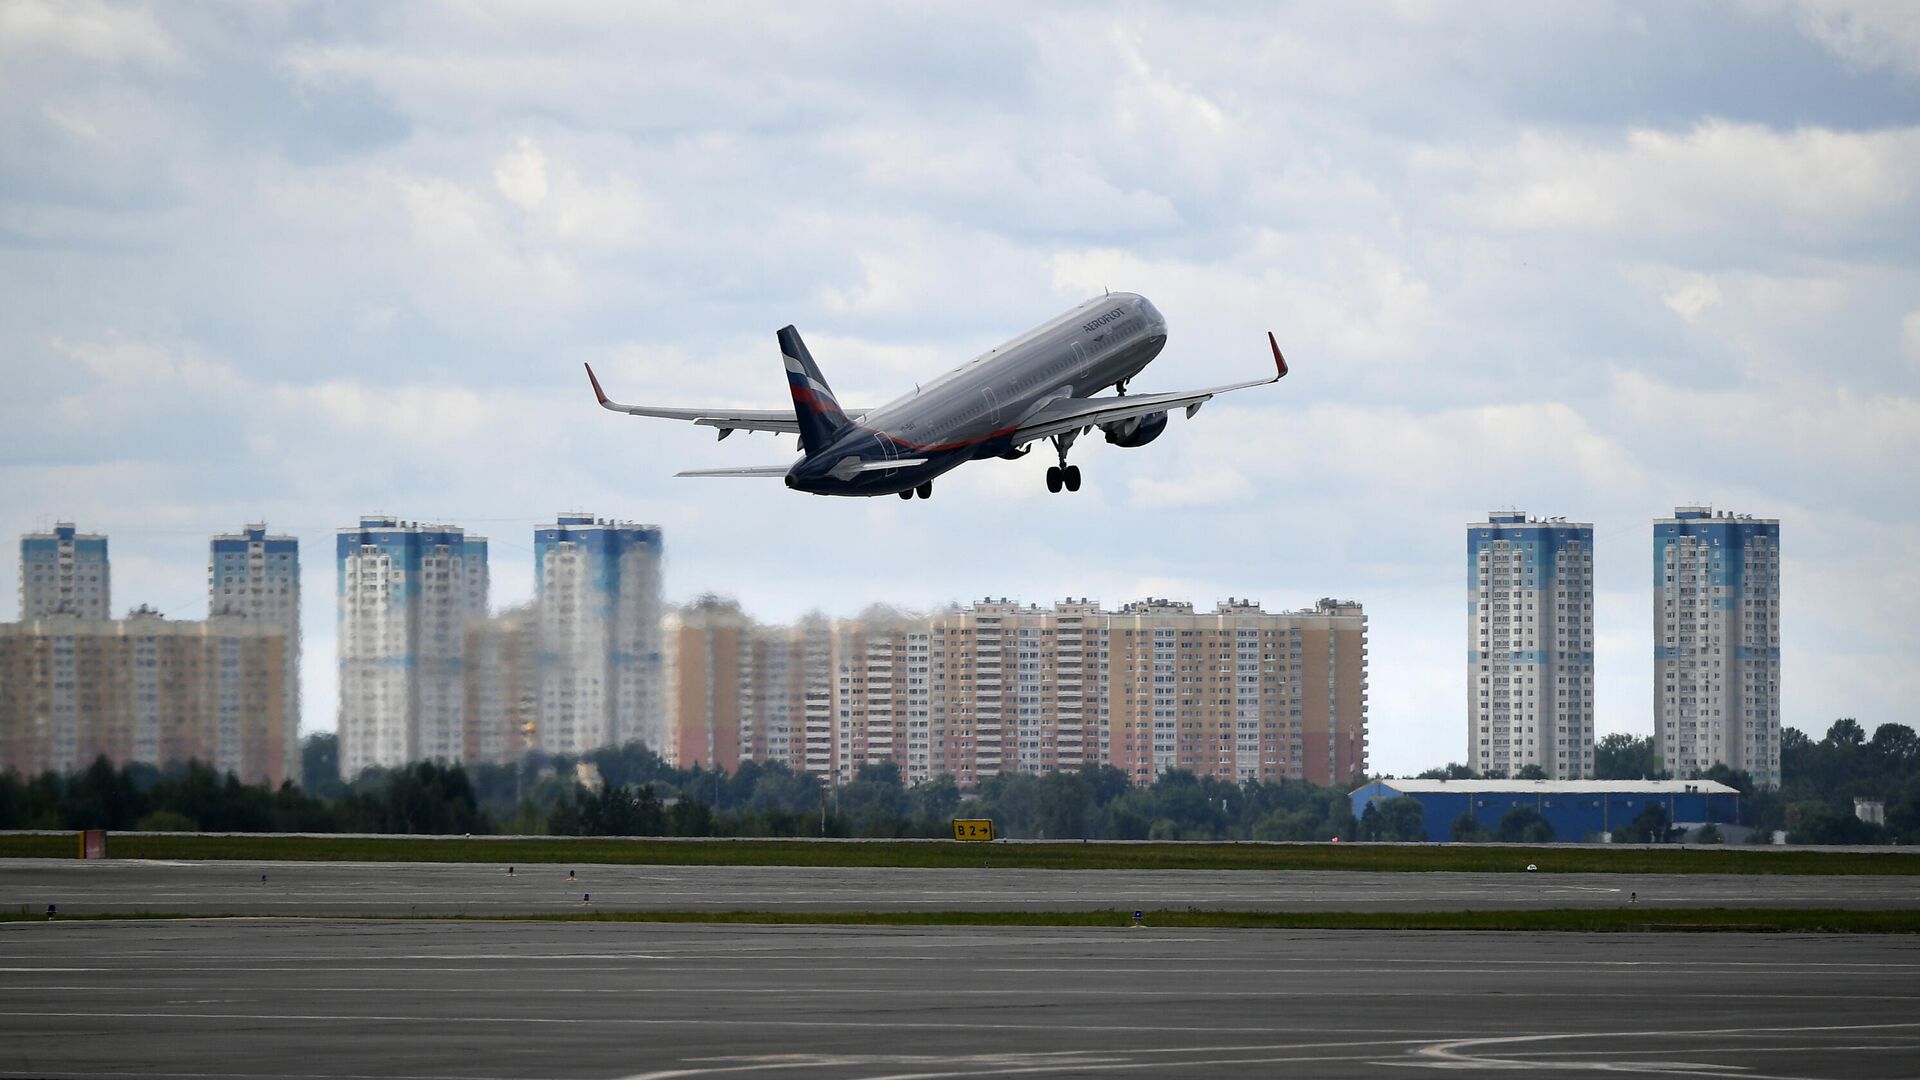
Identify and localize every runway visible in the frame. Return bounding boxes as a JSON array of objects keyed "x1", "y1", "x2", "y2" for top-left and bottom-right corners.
[
  {"x1": 4, "y1": 858, "x2": 1917, "y2": 916},
  {"x1": 1, "y1": 919, "x2": 1916, "y2": 1079}
]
